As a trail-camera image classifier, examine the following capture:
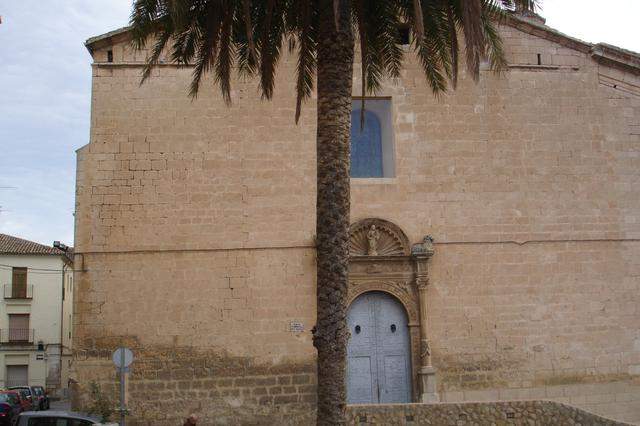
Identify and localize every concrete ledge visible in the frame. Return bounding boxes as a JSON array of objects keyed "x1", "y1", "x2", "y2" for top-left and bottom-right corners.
[{"x1": 346, "y1": 400, "x2": 632, "y2": 425}]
